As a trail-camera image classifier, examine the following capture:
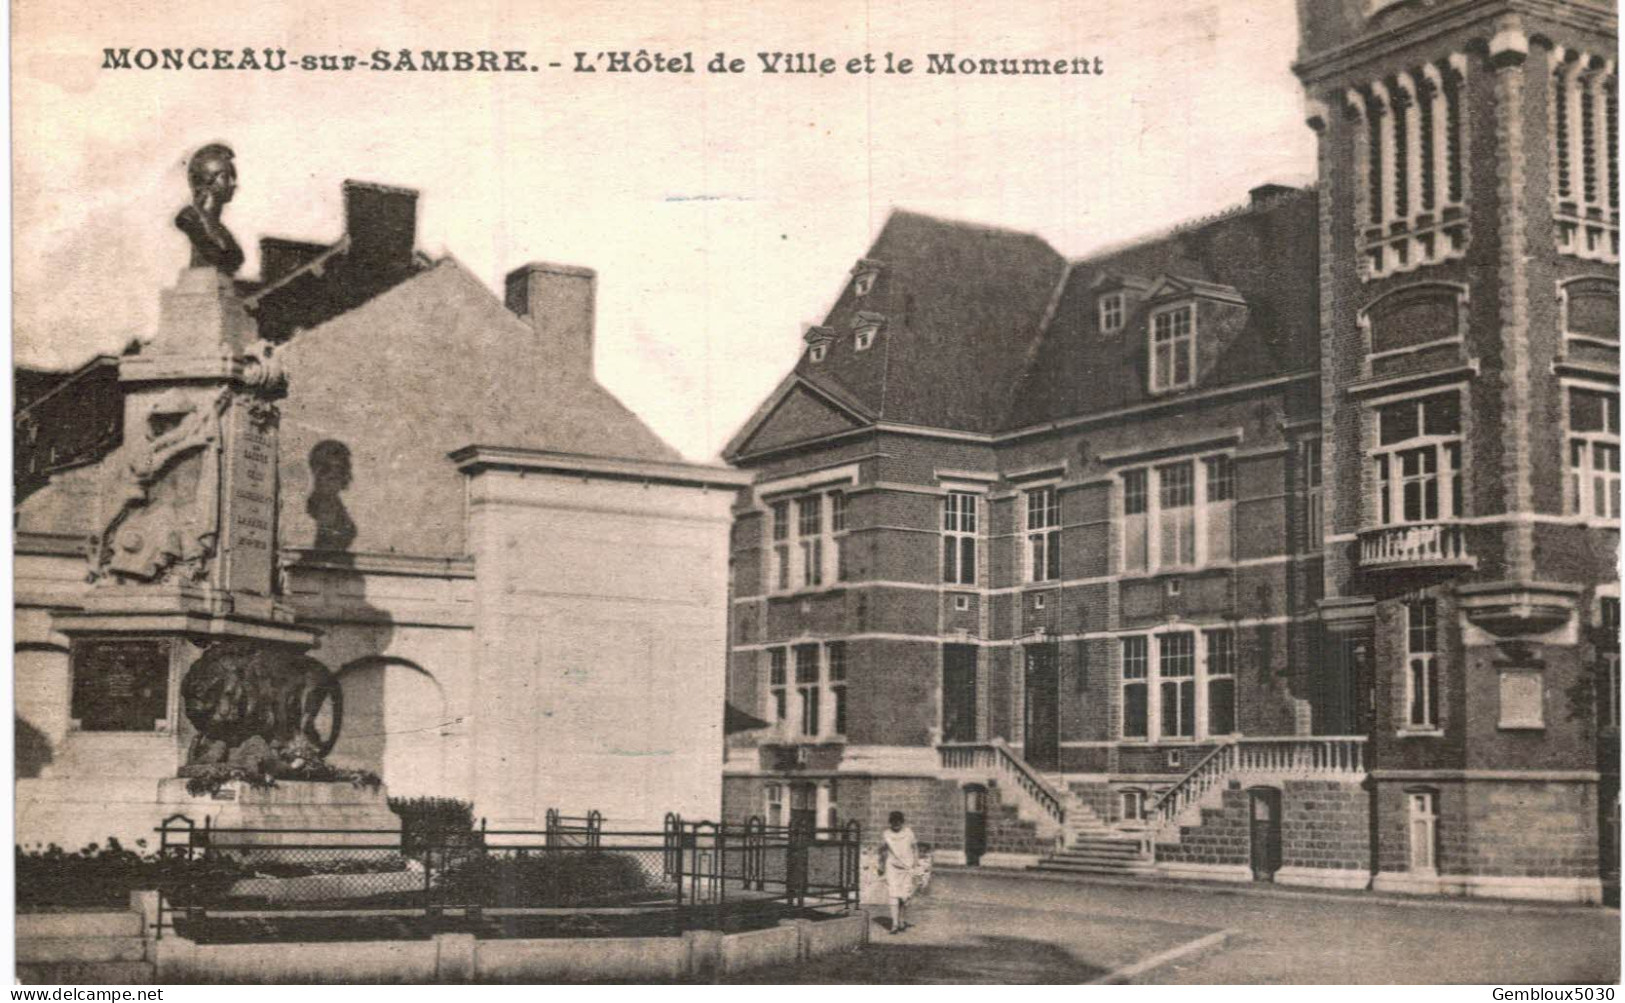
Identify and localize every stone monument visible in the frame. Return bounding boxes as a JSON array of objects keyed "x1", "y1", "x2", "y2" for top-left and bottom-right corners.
[{"x1": 51, "y1": 145, "x2": 397, "y2": 839}]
